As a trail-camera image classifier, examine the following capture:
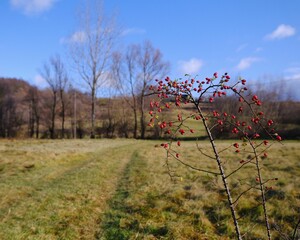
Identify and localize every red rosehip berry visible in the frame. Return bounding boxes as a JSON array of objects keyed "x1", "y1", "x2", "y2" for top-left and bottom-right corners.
[
  {"x1": 233, "y1": 143, "x2": 239, "y2": 148},
  {"x1": 267, "y1": 119, "x2": 274, "y2": 126},
  {"x1": 232, "y1": 128, "x2": 239, "y2": 134},
  {"x1": 252, "y1": 95, "x2": 258, "y2": 101},
  {"x1": 179, "y1": 129, "x2": 185, "y2": 135},
  {"x1": 165, "y1": 129, "x2": 171, "y2": 134},
  {"x1": 256, "y1": 100, "x2": 262, "y2": 106},
  {"x1": 276, "y1": 135, "x2": 282, "y2": 141},
  {"x1": 253, "y1": 133, "x2": 260, "y2": 139},
  {"x1": 218, "y1": 120, "x2": 224, "y2": 125}
]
